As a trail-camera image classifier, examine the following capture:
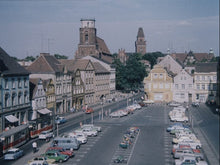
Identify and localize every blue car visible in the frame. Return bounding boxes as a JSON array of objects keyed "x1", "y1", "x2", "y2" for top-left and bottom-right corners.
[
  {"x1": 55, "y1": 117, "x2": 67, "y2": 124},
  {"x1": 167, "y1": 123, "x2": 184, "y2": 132},
  {"x1": 4, "y1": 148, "x2": 24, "y2": 160}
]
